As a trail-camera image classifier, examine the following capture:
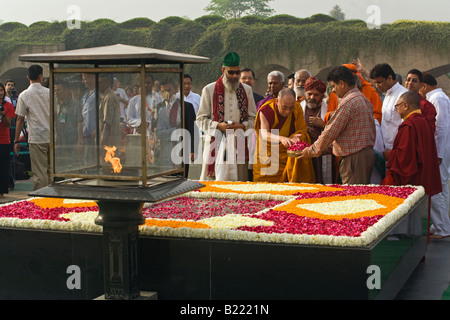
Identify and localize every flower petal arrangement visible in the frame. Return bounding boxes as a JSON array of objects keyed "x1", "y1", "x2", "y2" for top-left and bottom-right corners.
[{"x1": 0, "y1": 181, "x2": 425, "y2": 247}]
